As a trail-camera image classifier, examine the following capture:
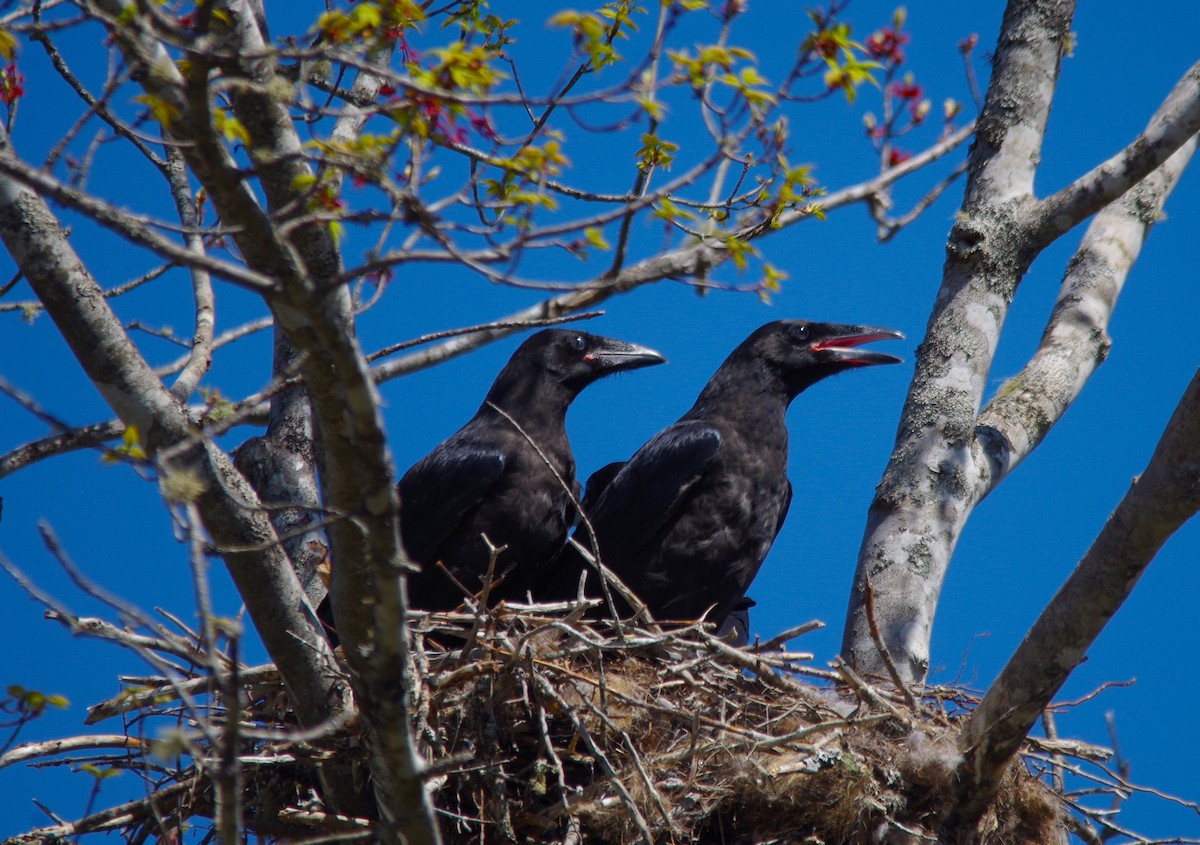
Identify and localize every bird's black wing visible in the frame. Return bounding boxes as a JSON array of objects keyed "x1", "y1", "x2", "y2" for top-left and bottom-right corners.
[
  {"x1": 590, "y1": 421, "x2": 722, "y2": 562},
  {"x1": 398, "y1": 444, "x2": 505, "y2": 563},
  {"x1": 580, "y1": 461, "x2": 625, "y2": 515}
]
